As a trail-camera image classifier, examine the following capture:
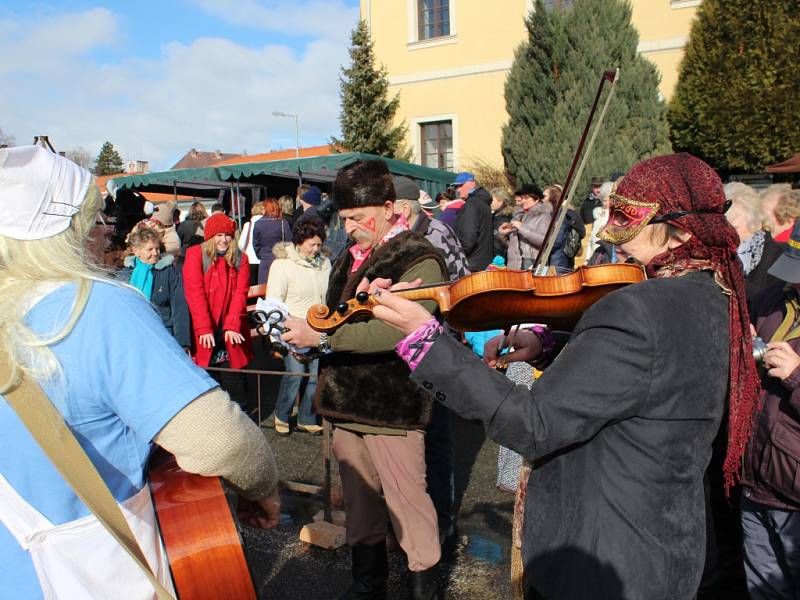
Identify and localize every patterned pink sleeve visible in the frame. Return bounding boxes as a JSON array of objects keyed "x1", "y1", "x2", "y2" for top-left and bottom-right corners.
[{"x1": 395, "y1": 317, "x2": 443, "y2": 371}]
